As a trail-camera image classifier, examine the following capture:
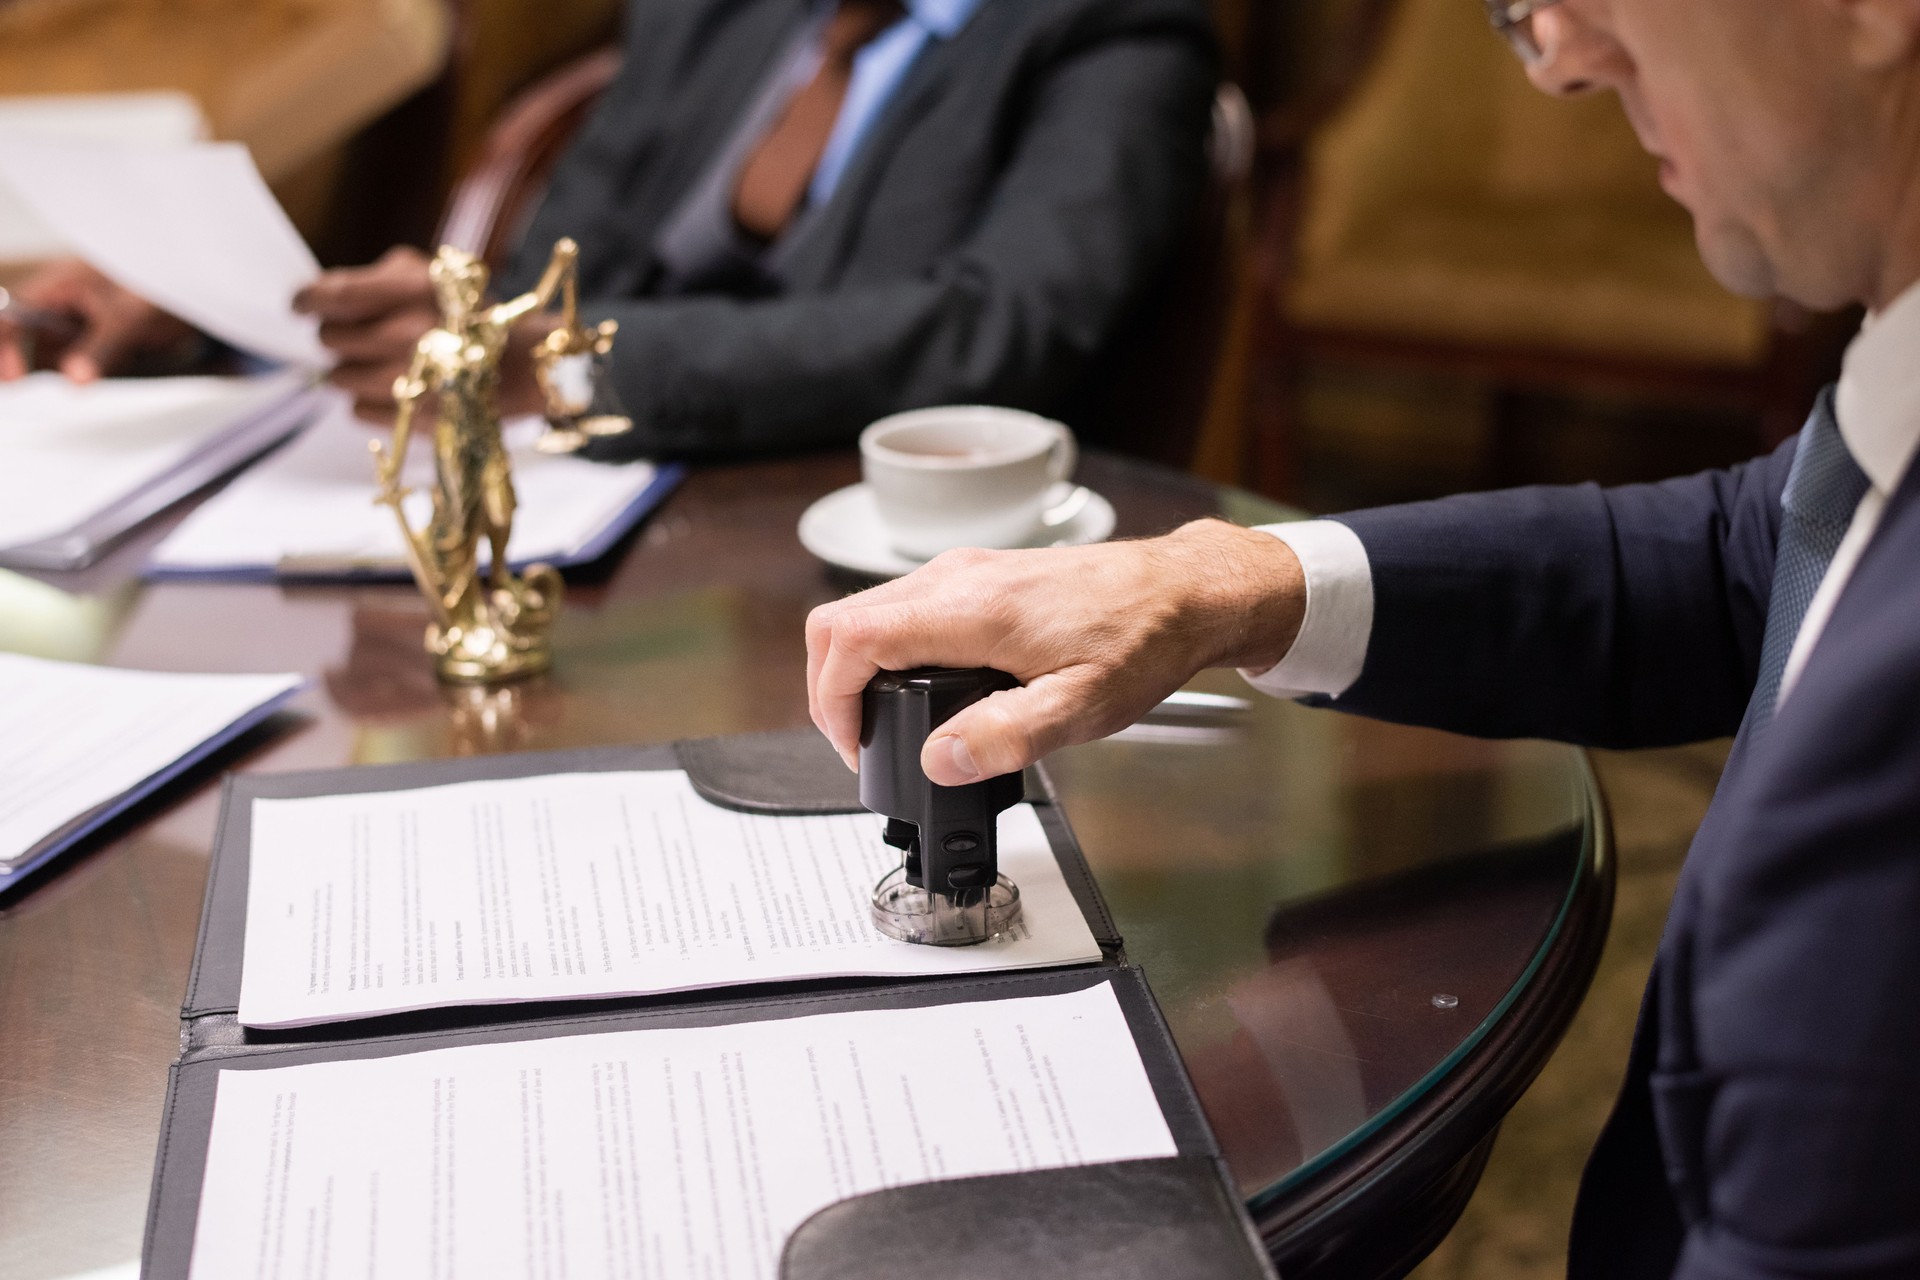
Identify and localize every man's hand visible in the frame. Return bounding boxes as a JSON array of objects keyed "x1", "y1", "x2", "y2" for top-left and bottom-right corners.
[
  {"x1": 0, "y1": 257, "x2": 196, "y2": 382},
  {"x1": 805, "y1": 519, "x2": 1307, "y2": 785},
  {"x1": 294, "y1": 247, "x2": 440, "y2": 421},
  {"x1": 296, "y1": 246, "x2": 553, "y2": 422}
]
